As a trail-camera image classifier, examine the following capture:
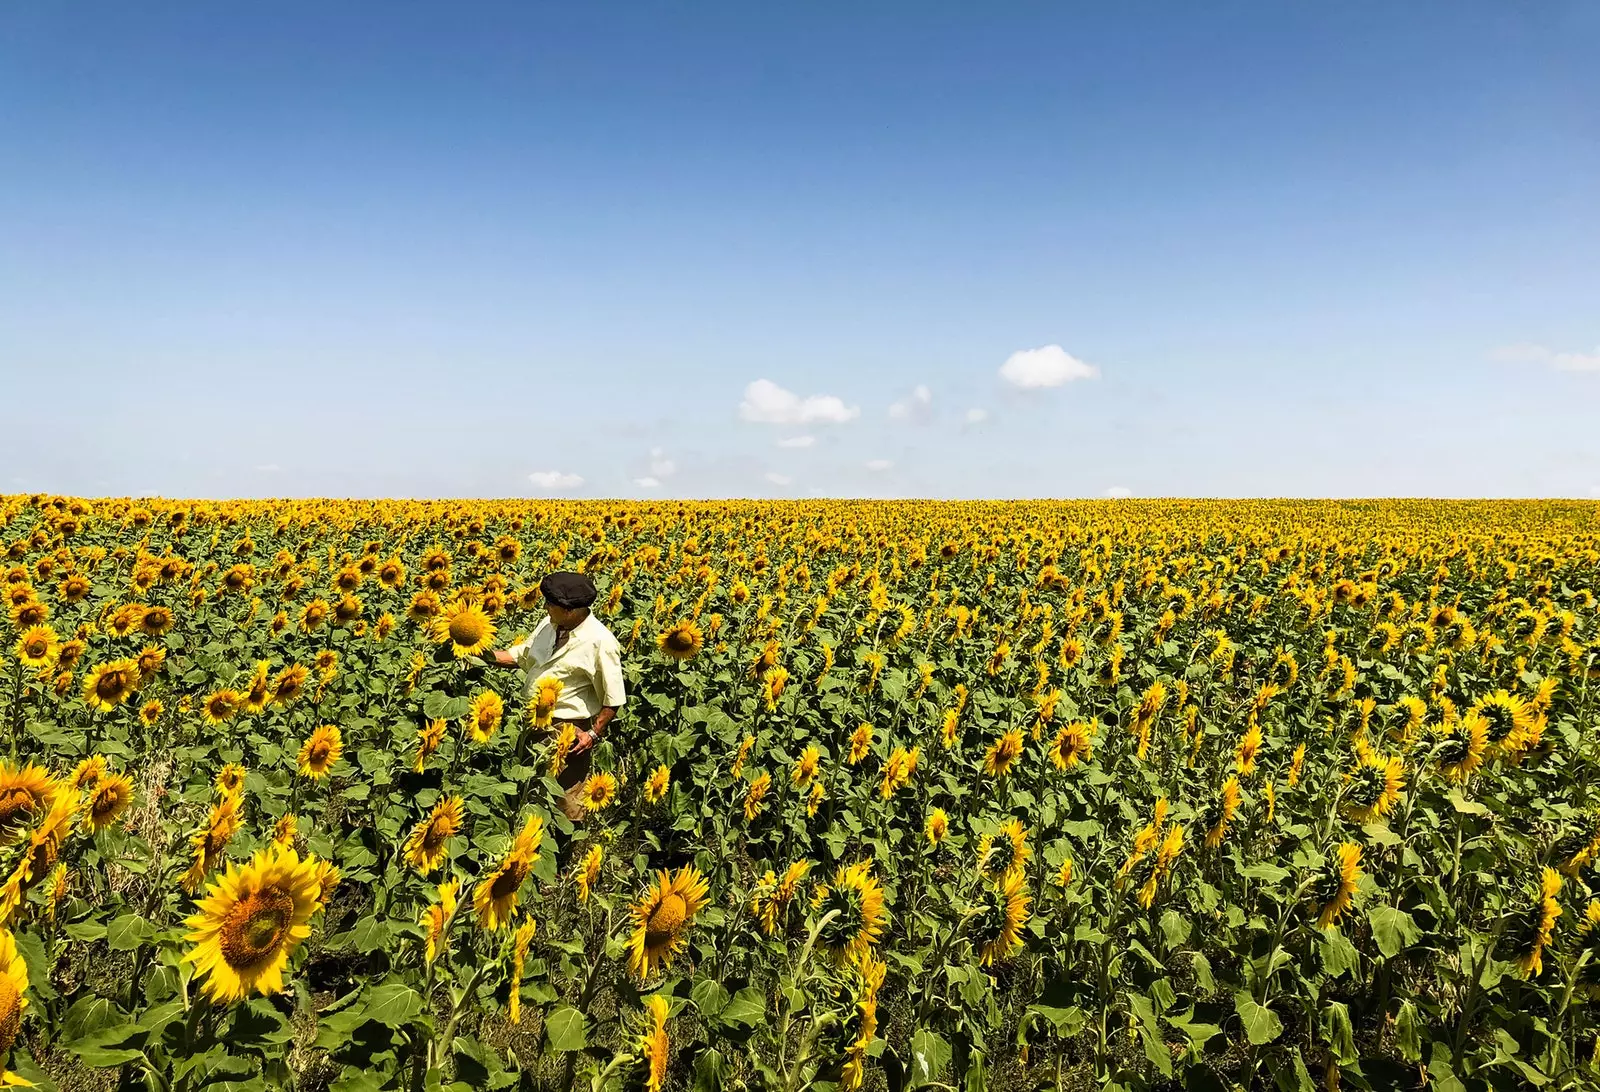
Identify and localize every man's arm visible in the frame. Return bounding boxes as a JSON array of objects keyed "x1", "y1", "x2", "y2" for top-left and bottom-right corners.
[
  {"x1": 482, "y1": 649, "x2": 519, "y2": 667},
  {"x1": 571, "y1": 706, "x2": 616, "y2": 756}
]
